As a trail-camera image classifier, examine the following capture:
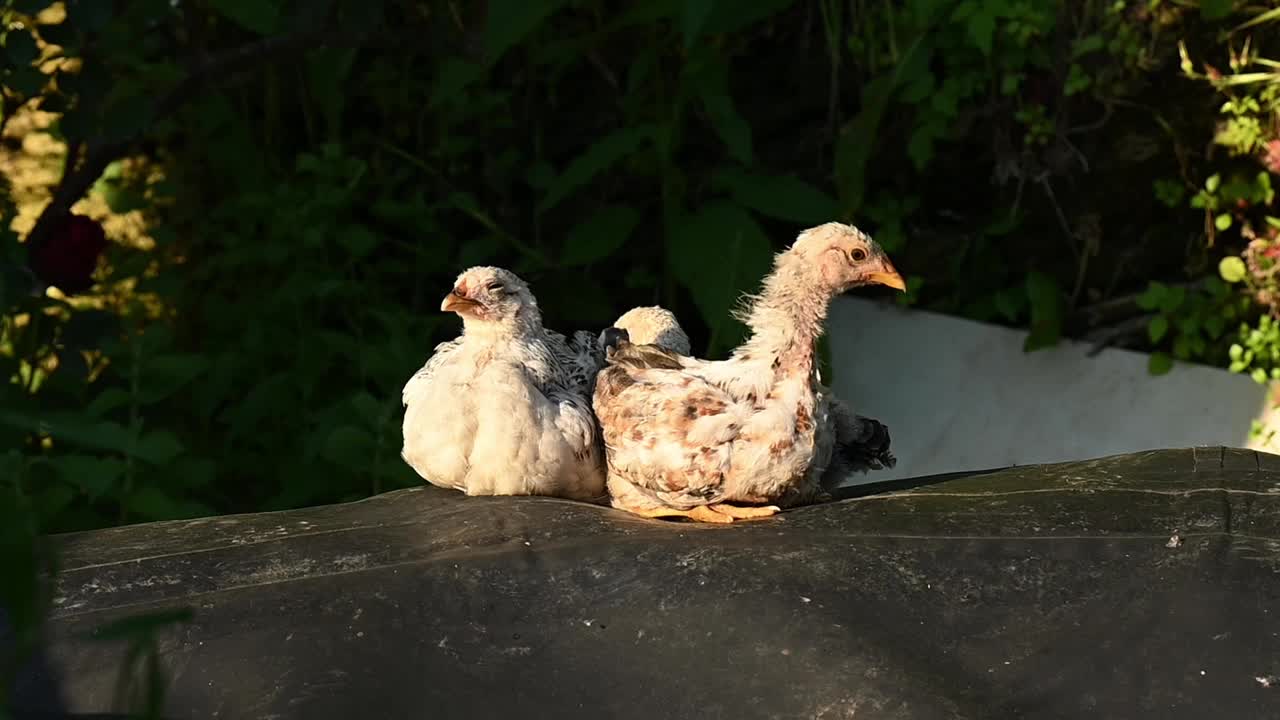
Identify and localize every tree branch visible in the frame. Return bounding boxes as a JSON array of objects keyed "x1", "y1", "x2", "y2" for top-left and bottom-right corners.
[{"x1": 1082, "y1": 313, "x2": 1154, "y2": 357}]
